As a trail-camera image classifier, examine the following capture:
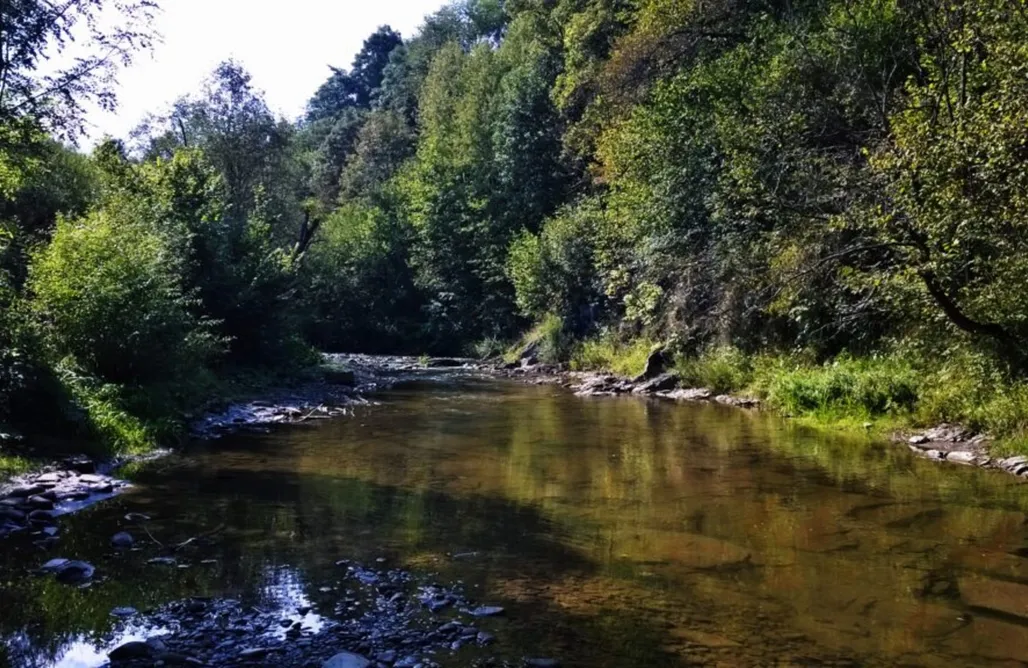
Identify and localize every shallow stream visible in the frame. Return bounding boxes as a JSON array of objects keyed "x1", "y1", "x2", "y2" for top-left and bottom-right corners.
[{"x1": 4, "y1": 371, "x2": 1028, "y2": 666}]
